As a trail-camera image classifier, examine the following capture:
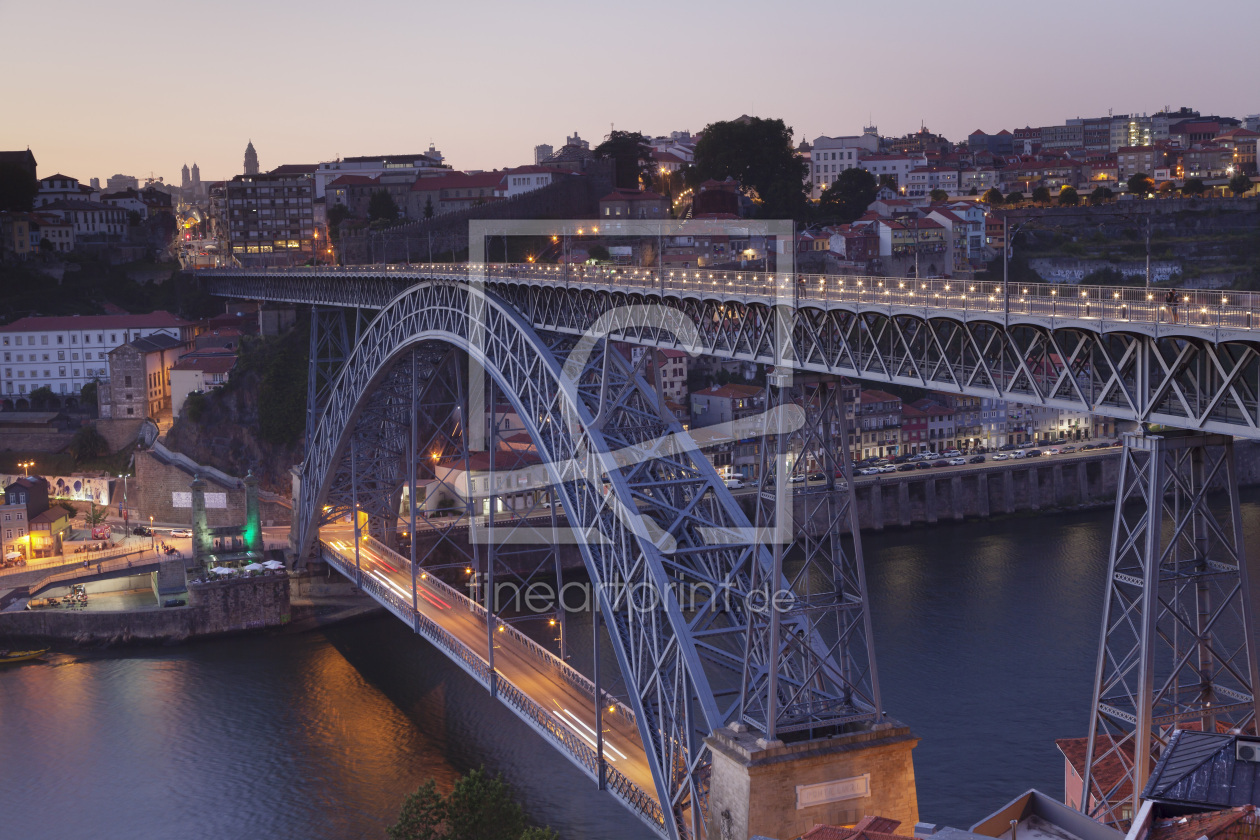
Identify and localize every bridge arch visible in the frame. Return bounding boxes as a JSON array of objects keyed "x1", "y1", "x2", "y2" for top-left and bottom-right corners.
[{"x1": 299, "y1": 281, "x2": 773, "y2": 838}]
